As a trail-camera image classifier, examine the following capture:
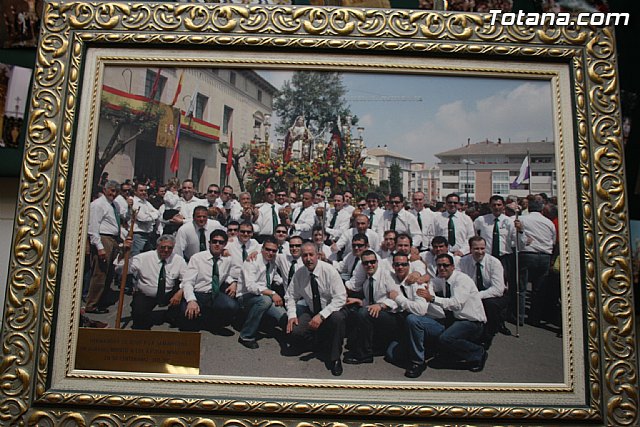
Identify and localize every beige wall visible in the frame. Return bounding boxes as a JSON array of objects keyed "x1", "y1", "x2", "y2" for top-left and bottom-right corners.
[{"x1": 0, "y1": 177, "x2": 19, "y2": 323}]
